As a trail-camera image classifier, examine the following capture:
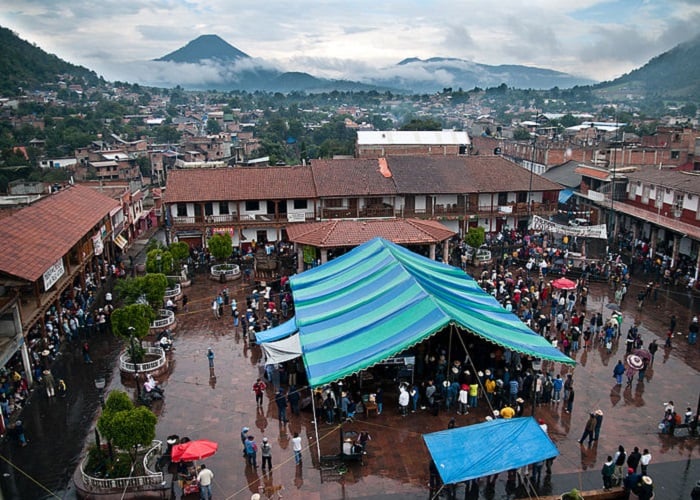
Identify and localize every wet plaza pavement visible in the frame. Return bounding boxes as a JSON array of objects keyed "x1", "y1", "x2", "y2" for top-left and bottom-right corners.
[{"x1": 1, "y1": 245, "x2": 700, "y2": 499}]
